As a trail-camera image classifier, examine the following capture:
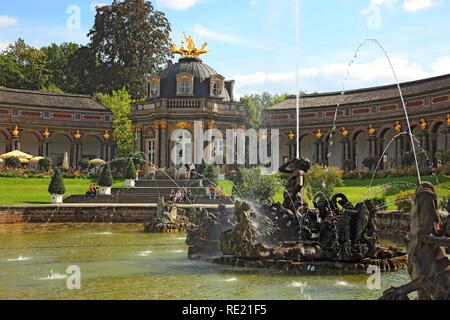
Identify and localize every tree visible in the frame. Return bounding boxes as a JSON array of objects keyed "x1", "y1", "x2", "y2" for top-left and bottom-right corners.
[
  {"x1": 48, "y1": 169, "x2": 66, "y2": 195},
  {"x1": 0, "y1": 39, "x2": 48, "y2": 90},
  {"x1": 97, "y1": 89, "x2": 133, "y2": 157},
  {"x1": 233, "y1": 167, "x2": 283, "y2": 201},
  {"x1": 305, "y1": 165, "x2": 343, "y2": 200},
  {"x1": 67, "y1": 46, "x2": 99, "y2": 95},
  {"x1": 124, "y1": 158, "x2": 137, "y2": 180},
  {"x1": 240, "y1": 92, "x2": 289, "y2": 129},
  {"x1": 88, "y1": 0, "x2": 172, "y2": 99},
  {"x1": 98, "y1": 163, "x2": 113, "y2": 187},
  {"x1": 41, "y1": 42, "x2": 80, "y2": 92}
]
